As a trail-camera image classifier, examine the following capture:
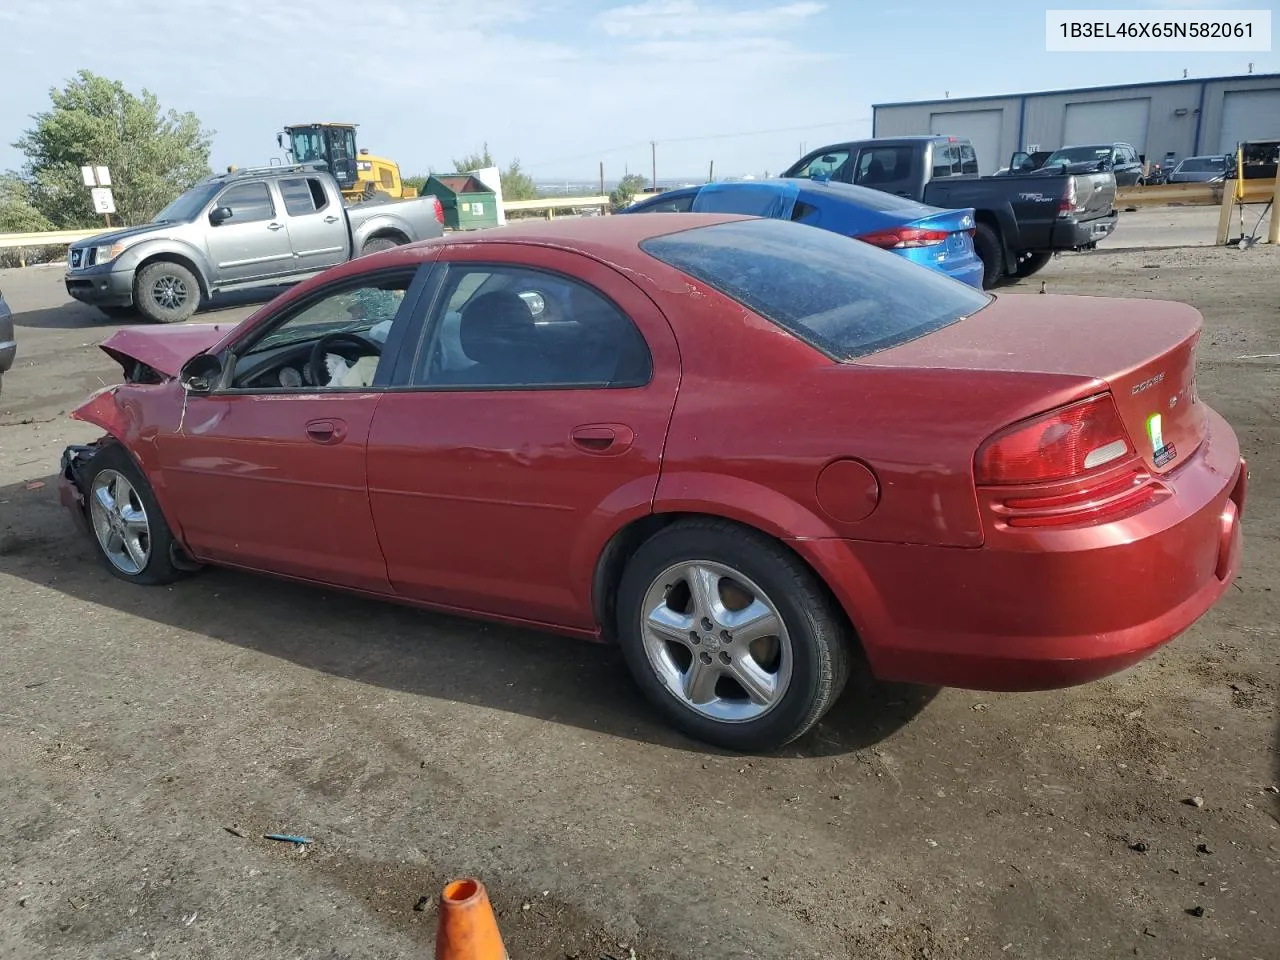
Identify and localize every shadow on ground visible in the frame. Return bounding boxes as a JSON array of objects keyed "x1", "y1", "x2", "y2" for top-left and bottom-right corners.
[{"x1": 0, "y1": 473, "x2": 938, "y2": 757}]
